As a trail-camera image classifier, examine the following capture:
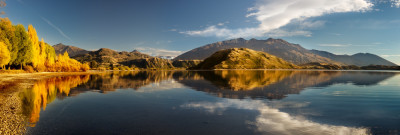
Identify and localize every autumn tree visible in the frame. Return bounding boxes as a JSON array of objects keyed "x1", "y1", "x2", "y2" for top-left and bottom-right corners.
[
  {"x1": 0, "y1": 18, "x2": 18, "y2": 66},
  {"x1": 27, "y1": 24, "x2": 40, "y2": 68},
  {"x1": 14, "y1": 24, "x2": 33, "y2": 69},
  {"x1": 0, "y1": 18, "x2": 88, "y2": 72},
  {"x1": 0, "y1": 42, "x2": 10, "y2": 69}
]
